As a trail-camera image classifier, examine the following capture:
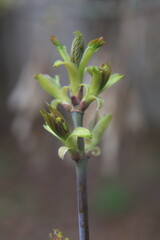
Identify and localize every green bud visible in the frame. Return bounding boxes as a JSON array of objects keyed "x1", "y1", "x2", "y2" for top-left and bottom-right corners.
[
  {"x1": 50, "y1": 35, "x2": 70, "y2": 62},
  {"x1": 50, "y1": 35, "x2": 60, "y2": 47},
  {"x1": 99, "y1": 64, "x2": 112, "y2": 92},
  {"x1": 86, "y1": 64, "x2": 111, "y2": 96},
  {"x1": 80, "y1": 99, "x2": 88, "y2": 111},
  {"x1": 79, "y1": 36, "x2": 105, "y2": 80},
  {"x1": 70, "y1": 31, "x2": 84, "y2": 66},
  {"x1": 40, "y1": 104, "x2": 70, "y2": 140},
  {"x1": 82, "y1": 64, "x2": 111, "y2": 108},
  {"x1": 88, "y1": 37, "x2": 105, "y2": 50}
]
